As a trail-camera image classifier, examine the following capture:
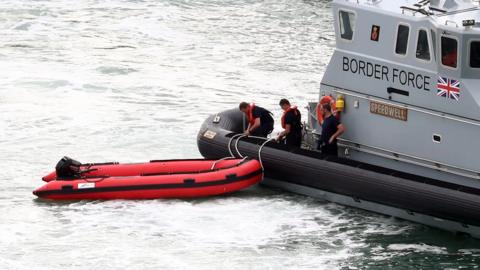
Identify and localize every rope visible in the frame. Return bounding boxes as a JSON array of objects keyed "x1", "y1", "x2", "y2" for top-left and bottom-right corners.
[
  {"x1": 233, "y1": 134, "x2": 247, "y2": 158},
  {"x1": 210, "y1": 156, "x2": 236, "y2": 170},
  {"x1": 258, "y1": 138, "x2": 275, "y2": 172},
  {"x1": 244, "y1": 135, "x2": 272, "y2": 140},
  {"x1": 238, "y1": 156, "x2": 248, "y2": 165},
  {"x1": 230, "y1": 134, "x2": 273, "y2": 172},
  {"x1": 84, "y1": 177, "x2": 107, "y2": 183},
  {"x1": 227, "y1": 133, "x2": 245, "y2": 157}
]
